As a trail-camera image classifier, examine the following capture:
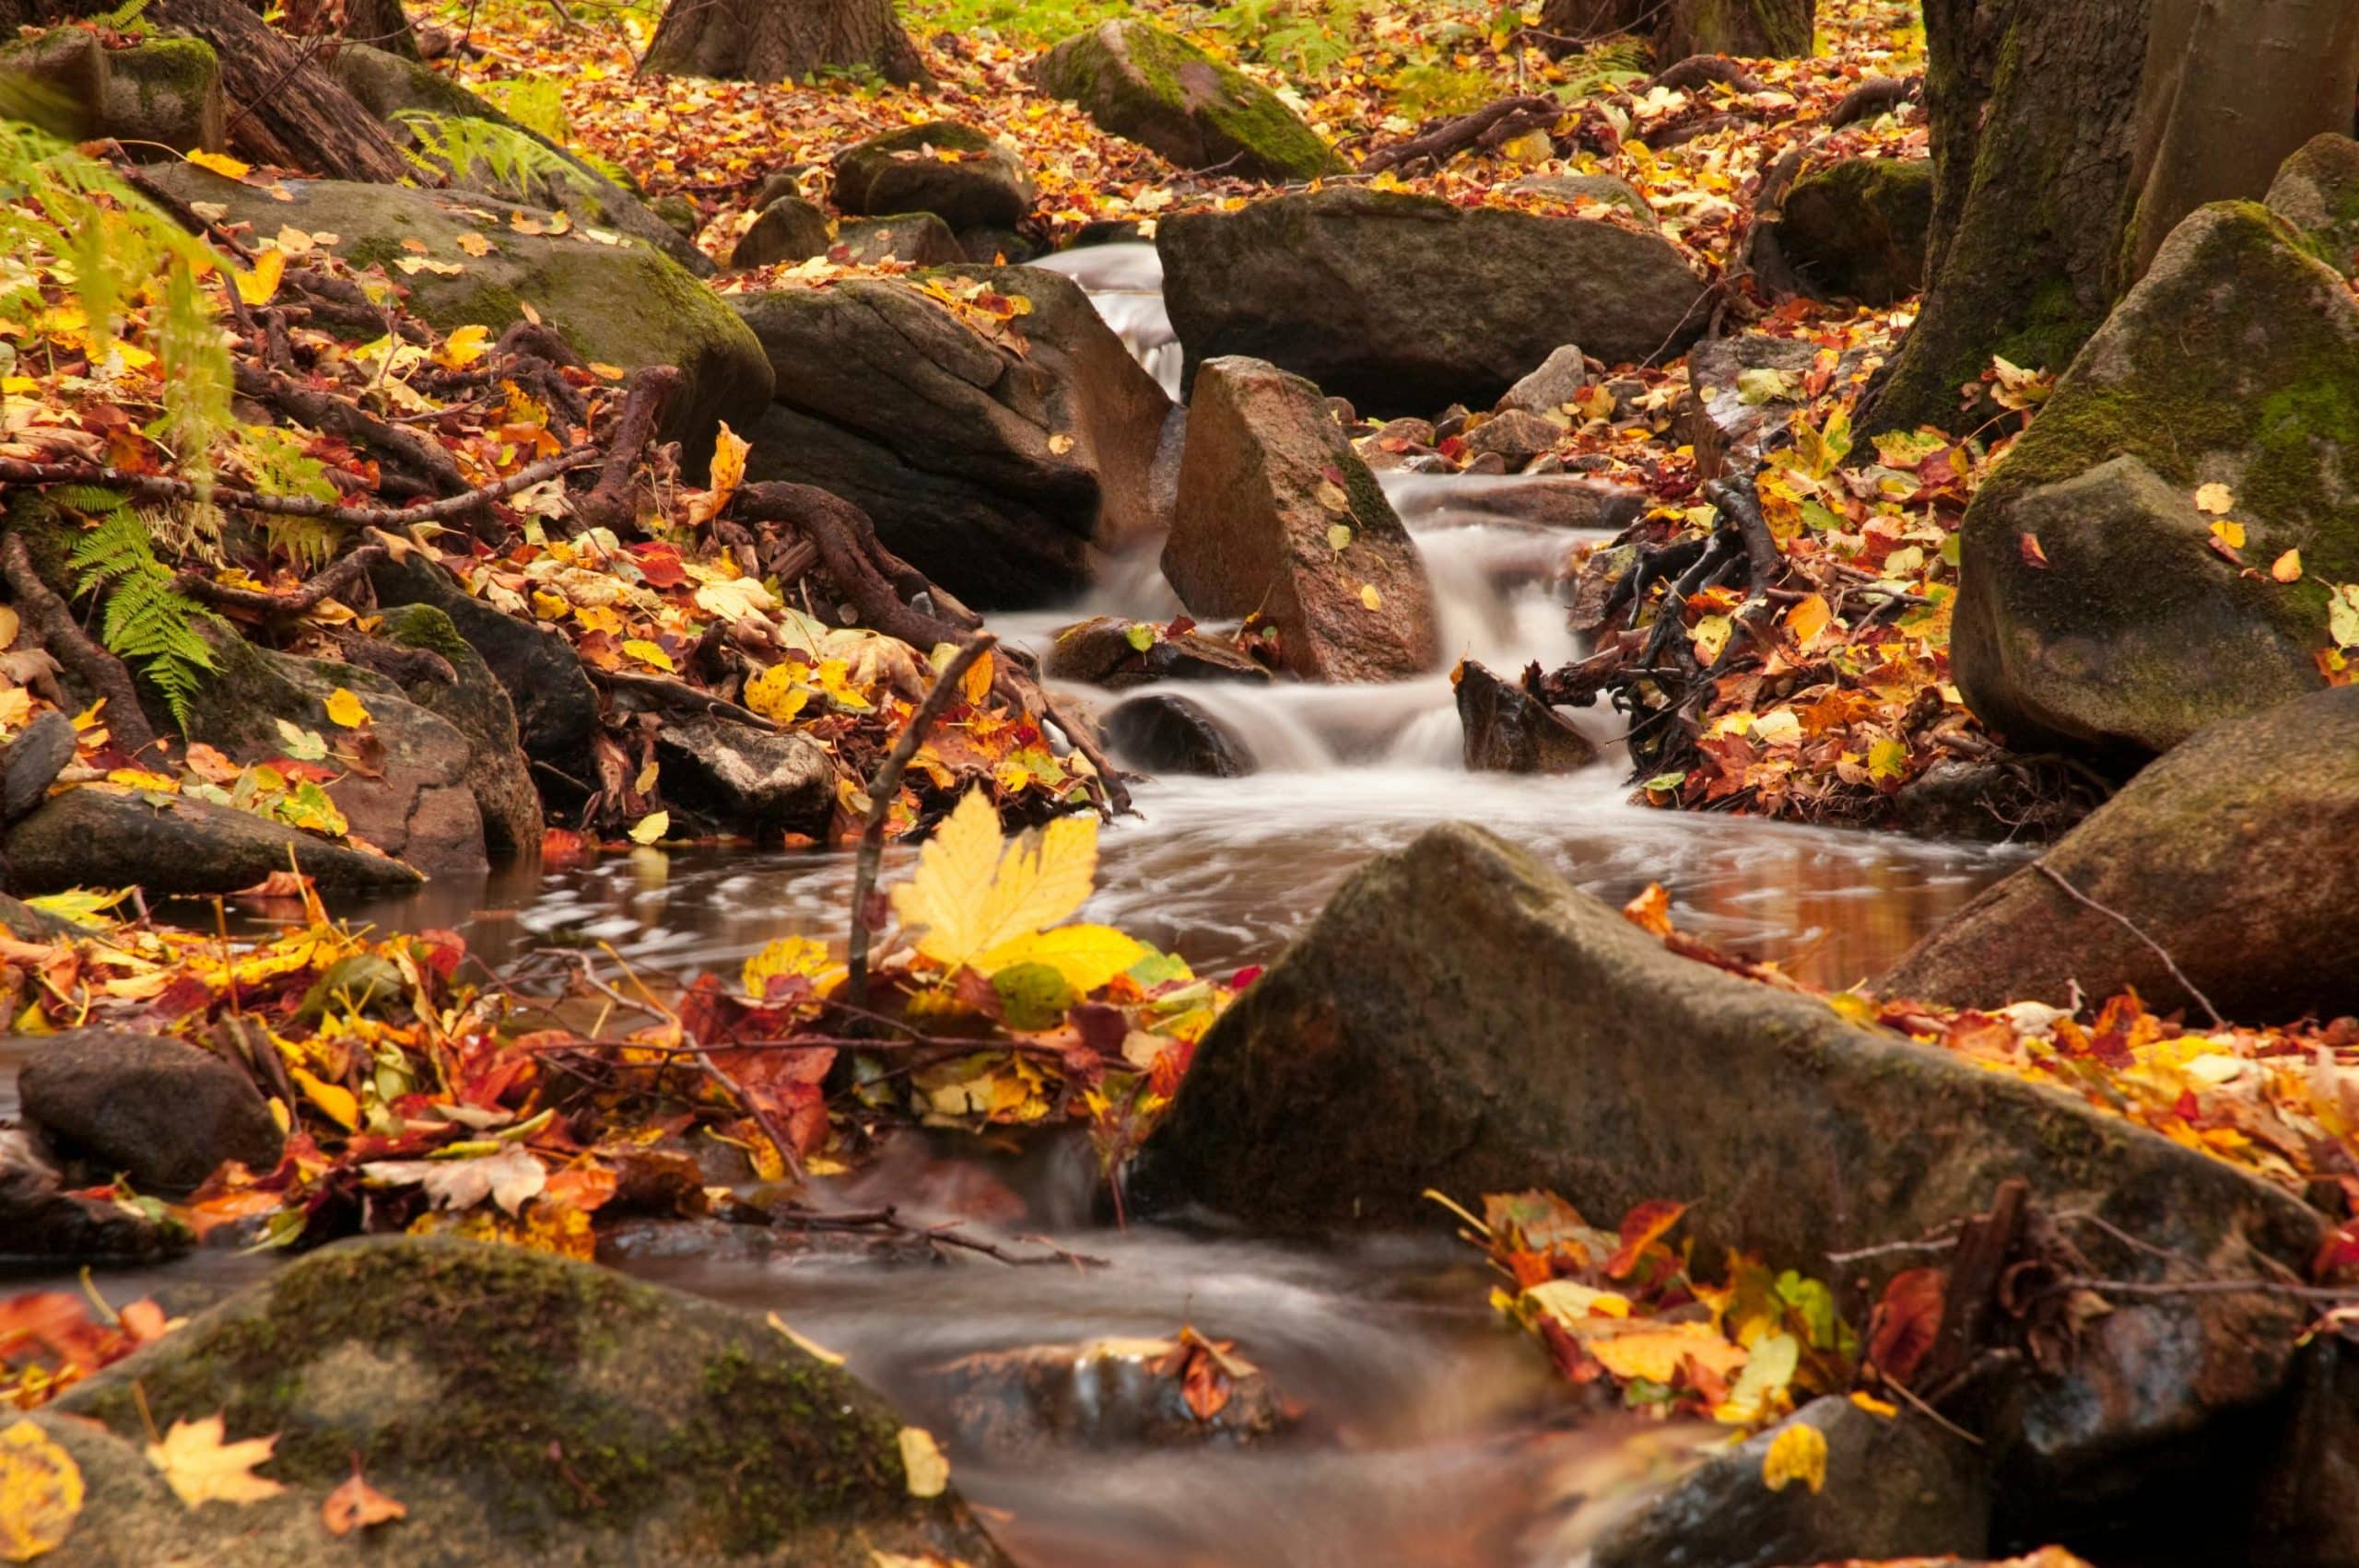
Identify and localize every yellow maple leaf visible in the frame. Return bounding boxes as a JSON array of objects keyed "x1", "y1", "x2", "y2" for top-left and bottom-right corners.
[
  {"x1": 1761, "y1": 1421, "x2": 1827, "y2": 1494},
  {"x1": 890, "y1": 790, "x2": 1097, "y2": 974},
  {"x1": 1, "y1": 1418, "x2": 83, "y2": 1562},
  {"x1": 183, "y1": 149, "x2": 250, "y2": 181},
  {"x1": 743, "y1": 934, "x2": 843, "y2": 1000},
  {"x1": 743, "y1": 663, "x2": 811, "y2": 724},
  {"x1": 146, "y1": 1415, "x2": 285, "y2": 1508},
  {"x1": 323, "y1": 687, "x2": 370, "y2": 729},
  {"x1": 436, "y1": 323, "x2": 490, "y2": 370}
]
